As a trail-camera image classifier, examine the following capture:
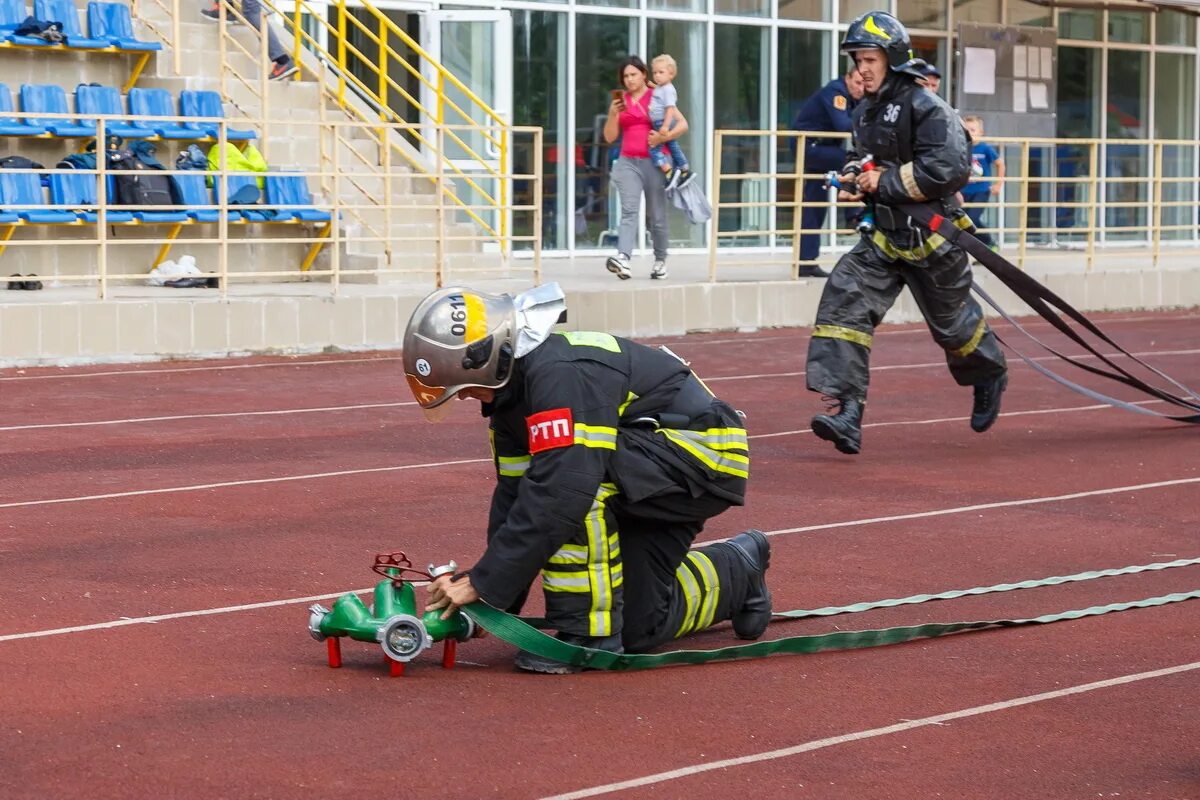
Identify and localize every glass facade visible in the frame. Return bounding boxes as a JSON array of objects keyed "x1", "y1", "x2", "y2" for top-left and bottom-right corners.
[{"x1": 327, "y1": 0, "x2": 1200, "y2": 252}]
